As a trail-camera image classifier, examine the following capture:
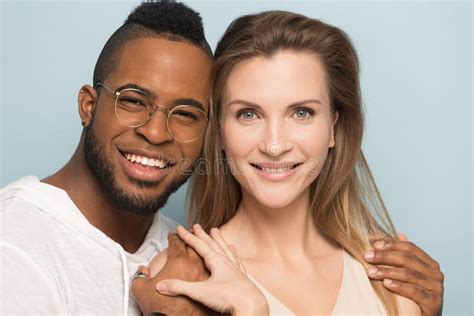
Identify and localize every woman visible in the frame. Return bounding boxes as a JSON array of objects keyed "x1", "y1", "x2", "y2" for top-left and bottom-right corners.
[{"x1": 149, "y1": 11, "x2": 423, "y2": 315}]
